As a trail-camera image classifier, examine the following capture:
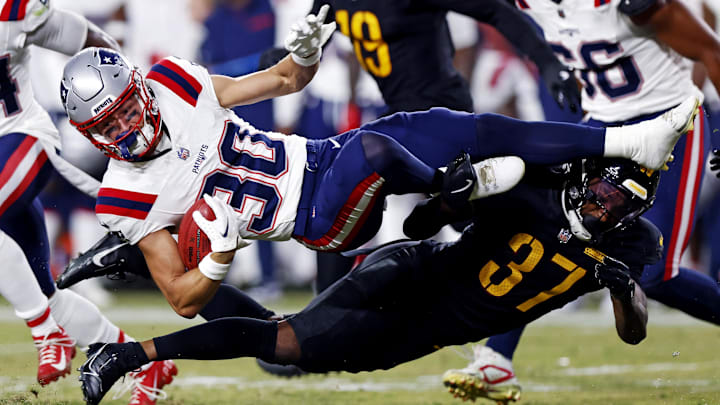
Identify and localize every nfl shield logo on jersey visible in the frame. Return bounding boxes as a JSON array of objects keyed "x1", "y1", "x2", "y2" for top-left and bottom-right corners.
[
  {"x1": 557, "y1": 228, "x2": 572, "y2": 244},
  {"x1": 177, "y1": 147, "x2": 190, "y2": 160}
]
